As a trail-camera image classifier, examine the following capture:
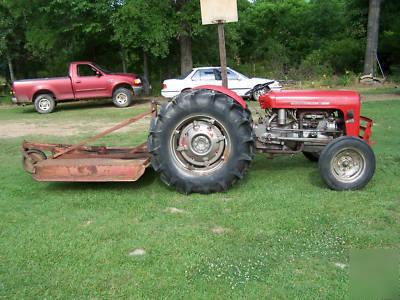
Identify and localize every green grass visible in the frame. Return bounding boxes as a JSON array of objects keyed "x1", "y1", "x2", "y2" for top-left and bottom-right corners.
[
  {"x1": 358, "y1": 87, "x2": 400, "y2": 95},
  {"x1": 0, "y1": 95, "x2": 12, "y2": 105},
  {"x1": 0, "y1": 97, "x2": 399, "y2": 298}
]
